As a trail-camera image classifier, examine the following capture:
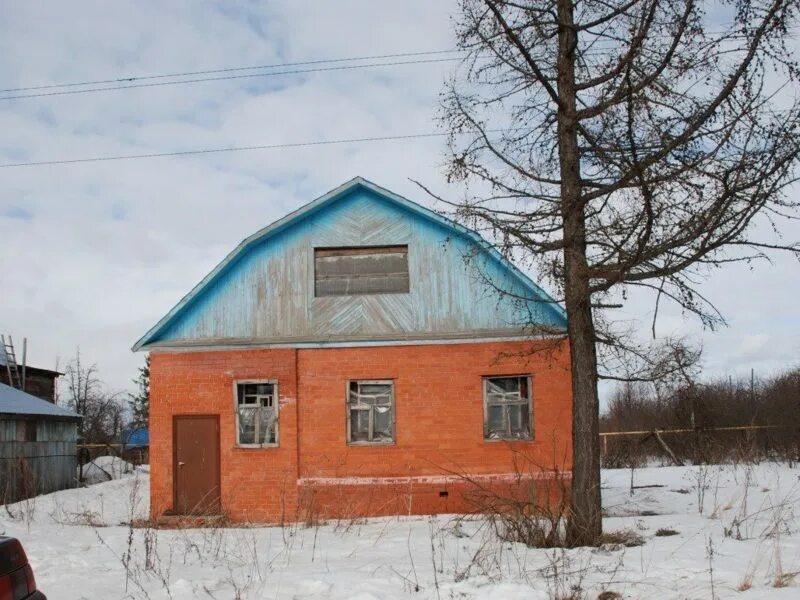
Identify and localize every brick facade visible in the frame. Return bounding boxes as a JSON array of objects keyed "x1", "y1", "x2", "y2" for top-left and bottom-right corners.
[{"x1": 149, "y1": 338, "x2": 572, "y2": 523}]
